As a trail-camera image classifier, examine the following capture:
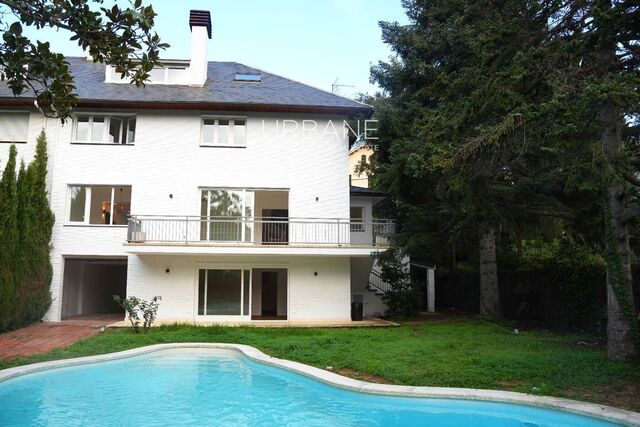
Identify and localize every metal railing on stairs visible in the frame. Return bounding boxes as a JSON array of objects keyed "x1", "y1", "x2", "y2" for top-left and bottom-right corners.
[{"x1": 367, "y1": 270, "x2": 391, "y2": 294}]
